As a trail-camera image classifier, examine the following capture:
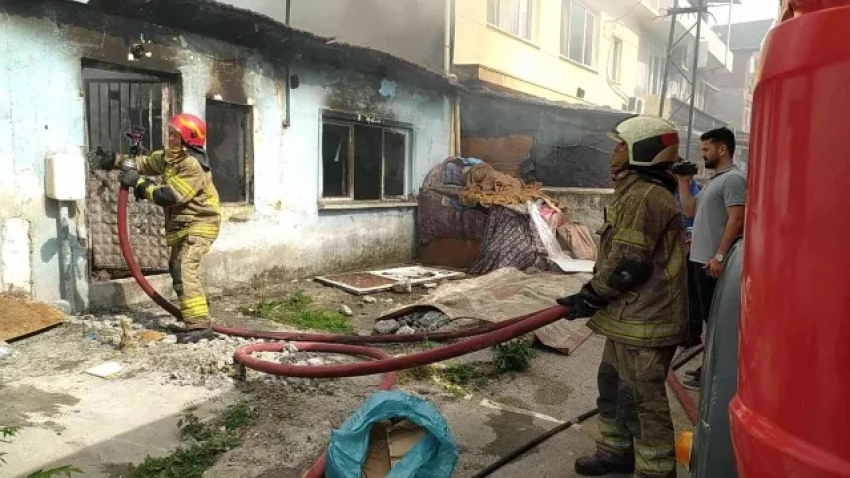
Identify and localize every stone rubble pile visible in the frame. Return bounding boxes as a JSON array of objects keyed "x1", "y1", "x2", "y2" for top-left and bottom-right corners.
[{"x1": 372, "y1": 309, "x2": 453, "y2": 335}]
